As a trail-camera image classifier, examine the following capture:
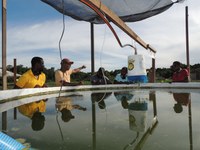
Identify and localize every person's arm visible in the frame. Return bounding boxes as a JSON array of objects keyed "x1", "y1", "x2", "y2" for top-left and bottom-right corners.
[
  {"x1": 72, "y1": 65, "x2": 86, "y2": 73},
  {"x1": 182, "y1": 69, "x2": 190, "y2": 82},
  {"x1": 34, "y1": 84, "x2": 47, "y2": 88},
  {"x1": 114, "y1": 80, "x2": 131, "y2": 84},
  {"x1": 13, "y1": 84, "x2": 22, "y2": 89},
  {"x1": 183, "y1": 76, "x2": 190, "y2": 82},
  {"x1": 106, "y1": 79, "x2": 112, "y2": 84},
  {"x1": 13, "y1": 74, "x2": 27, "y2": 89},
  {"x1": 60, "y1": 80, "x2": 83, "y2": 86}
]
